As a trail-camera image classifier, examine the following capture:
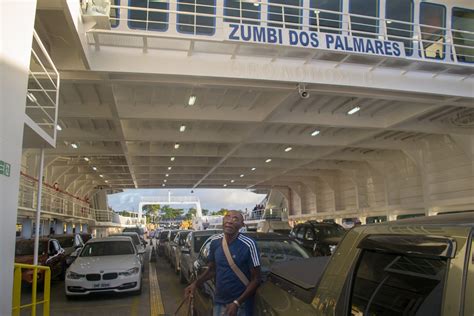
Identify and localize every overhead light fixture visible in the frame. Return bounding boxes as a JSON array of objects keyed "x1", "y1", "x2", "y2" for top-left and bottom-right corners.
[
  {"x1": 253, "y1": 2, "x2": 259, "y2": 6},
  {"x1": 284, "y1": 147, "x2": 292, "y2": 152},
  {"x1": 223, "y1": 184, "x2": 227, "y2": 187},
  {"x1": 99, "y1": 174, "x2": 104, "y2": 178},
  {"x1": 92, "y1": 166, "x2": 97, "y2": 171},
  {"x1": 164, "y1": 179, "x2": 167, "y2": 183},
  {"x1": 84, "y1": 157, "x2": 90, "y2": 162},
  {"x1": 347, "y1": 106, "x2": 360, "y2": 115},
  {"x1": 314, "y1": 9, "x2": 320, "y2": 14},
  {"x1": 311, "y1": 130, "x2": 320, "y2": 136},
  {"x1": 166, "y1": 174, "x2": 169, "y2": 177},
  {"x1": 386, "y1": 20, "x2": 392, "y2": 24},
  {"x1": 188, "y1": 95, "x2": 197, "y2": 106},
  {"x1": 240, "y1": 174, "x2": 244, "y2": 178},
  {"x1": 26, "y1": 92, "x2": 37, "y2": 103},
  {"x1": 174, "y1": 143, "x2": 180, "y2": 149},
  {"x1": 170, "y1": 157, "x2": 175, "y2": 161},
  {"x1": 162, "y1": 184, "x2": 166, "y2": 187},
  {"x1": 231, "y1": 179, "x2": 235, "y2": 183},
  {"x1": 180, "y1": 125, "x2": 186, "y2": 132},
  {"x1": 105, "y1": 180, "x2": 108, "y2": 183},
  {"x1": 265, "y1": 158, "x2": 272, "y2": 163},
  {"x1": 251, "y1": 167, "x2": 256, "y2": 171},
  {"x1": 71, "y1": 143, "x2": 78, "y2": 149},
  {"x1": 56, "y1": 125, "x2": 62, "y2": 131},
  {"x1": 168, "y1": 166, "x2": 172, "y2": 170}
]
